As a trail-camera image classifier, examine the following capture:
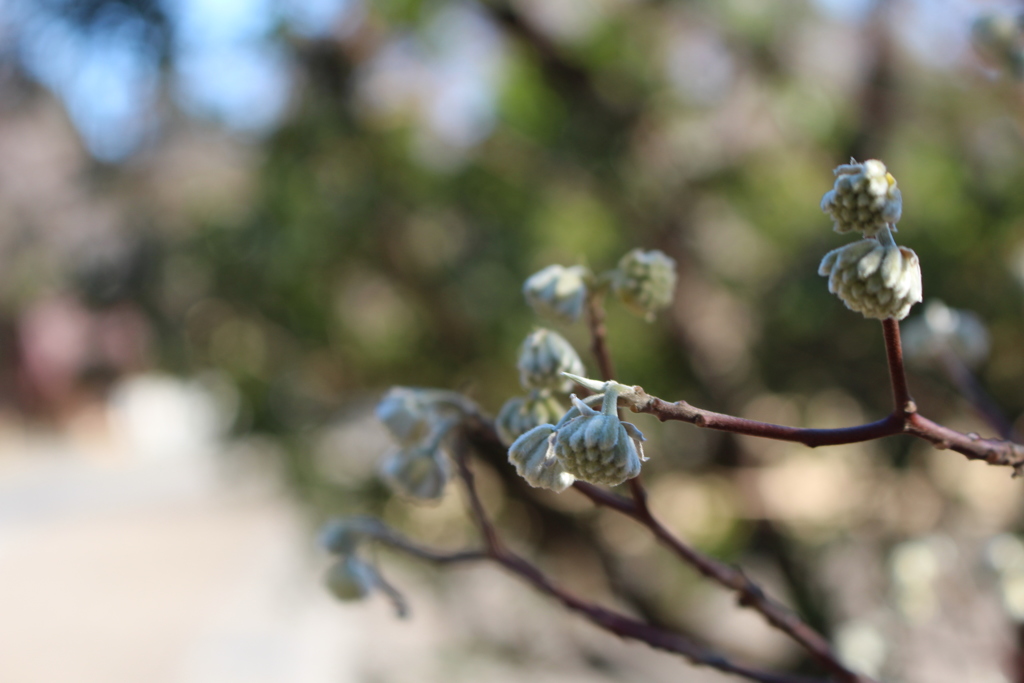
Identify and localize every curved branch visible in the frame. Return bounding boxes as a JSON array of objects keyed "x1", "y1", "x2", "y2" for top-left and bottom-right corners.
[{"x1": 573, "y1": 481, "x2": 869, "y2": 683}]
